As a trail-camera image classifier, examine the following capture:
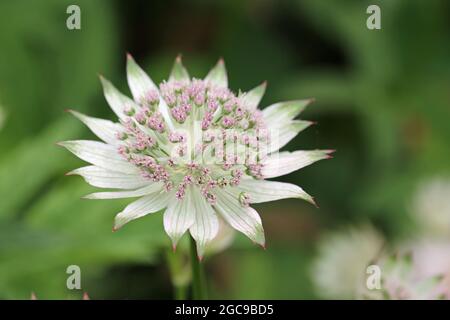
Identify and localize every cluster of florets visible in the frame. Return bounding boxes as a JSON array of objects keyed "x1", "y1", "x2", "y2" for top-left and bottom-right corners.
[
  {"x1": 115, "y1": 78, "x2": 270, "y2": 204},
  {"x1": 160, "y1": 79, "x2": 265, "y2": 131}
]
